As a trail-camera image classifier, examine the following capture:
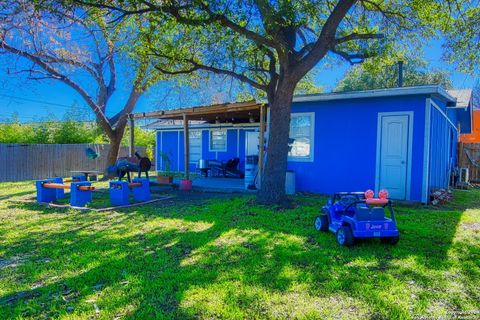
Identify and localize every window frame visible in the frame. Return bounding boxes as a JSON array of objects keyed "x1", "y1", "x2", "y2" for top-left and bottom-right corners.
[
  {"x1": 209, "y1": 129, "x2": 228, "y2": 152},
  {"x1": 189, "y1": 129, "x2": 203, "y2": 164},
  {"x1": 288, "y1": 112, "x2": 315, "y2": 162}
]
